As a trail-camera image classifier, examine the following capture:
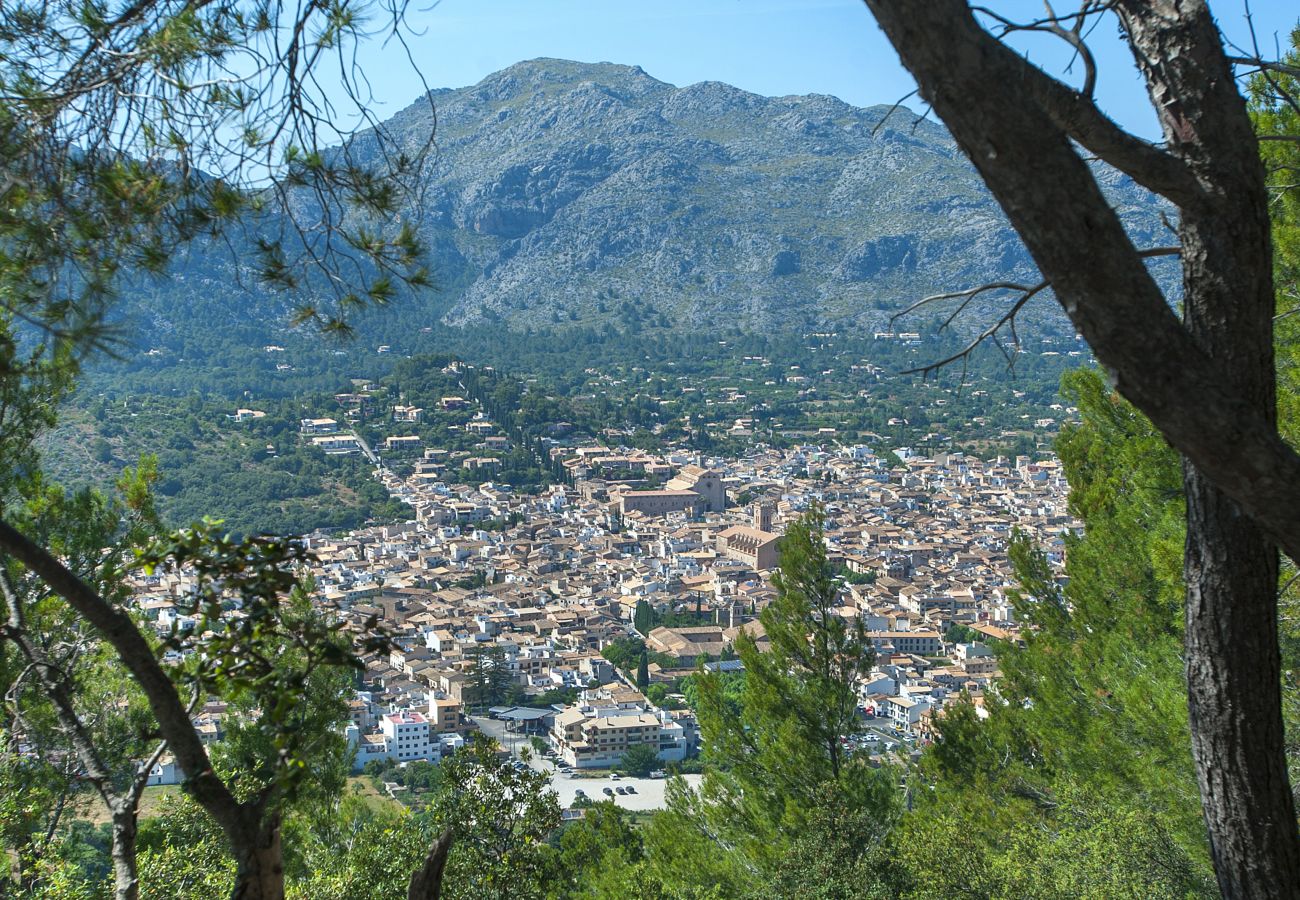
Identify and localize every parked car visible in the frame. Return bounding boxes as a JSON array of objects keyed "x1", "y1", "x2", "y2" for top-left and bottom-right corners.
[
  {"x1": 616, "y1": 786, "x2": 628, "y2": 795},
  {"x1": 609, "y1": 773, "x2": 621, "y2": 780},
  {"x1": 649, "y1": 770, "x2": 666, "y2": 779},
  {"x1": 574, "y1": 789, "x2": 586, "y2": 799},
  {"x1": 626, "y1": 785, "x2": 637, "y2": 793},
  {"x1": 602, "y1": 787, "x2": 614, "y2": 796}
]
